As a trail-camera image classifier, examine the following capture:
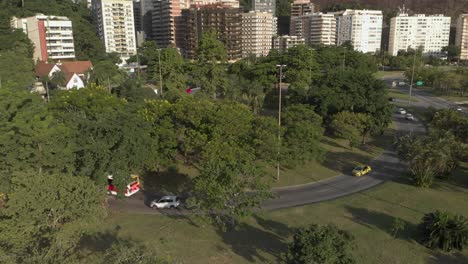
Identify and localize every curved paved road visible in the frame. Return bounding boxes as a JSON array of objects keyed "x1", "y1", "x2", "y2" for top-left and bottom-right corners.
[{"x1": 109, "y1": 75, "x2": 459, "y2": 213}]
